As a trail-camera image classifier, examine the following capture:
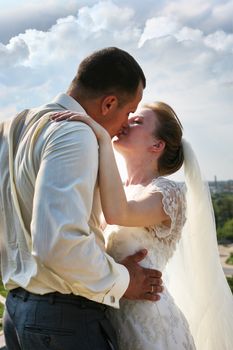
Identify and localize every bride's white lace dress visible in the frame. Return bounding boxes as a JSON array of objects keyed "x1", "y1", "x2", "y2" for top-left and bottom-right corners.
[{"x1": 104, "y1": 177, "x2": 196, "y2": 350}]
